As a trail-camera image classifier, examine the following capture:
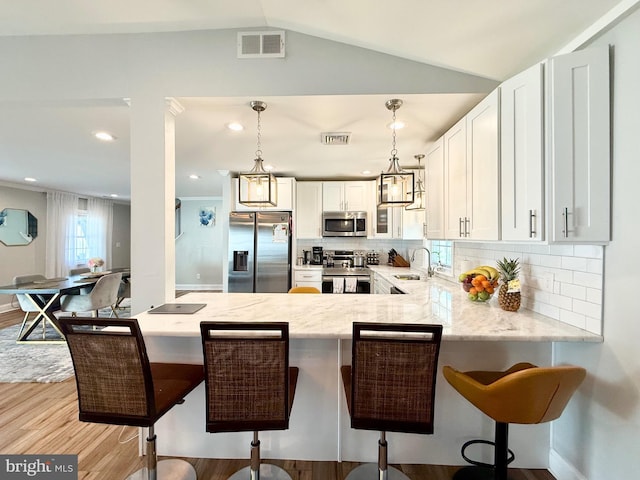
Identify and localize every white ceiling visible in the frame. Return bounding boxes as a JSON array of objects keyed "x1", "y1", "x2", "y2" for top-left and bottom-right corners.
[{"x1": 0, "y1": 0, "x2": 627, "y2": 200}]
